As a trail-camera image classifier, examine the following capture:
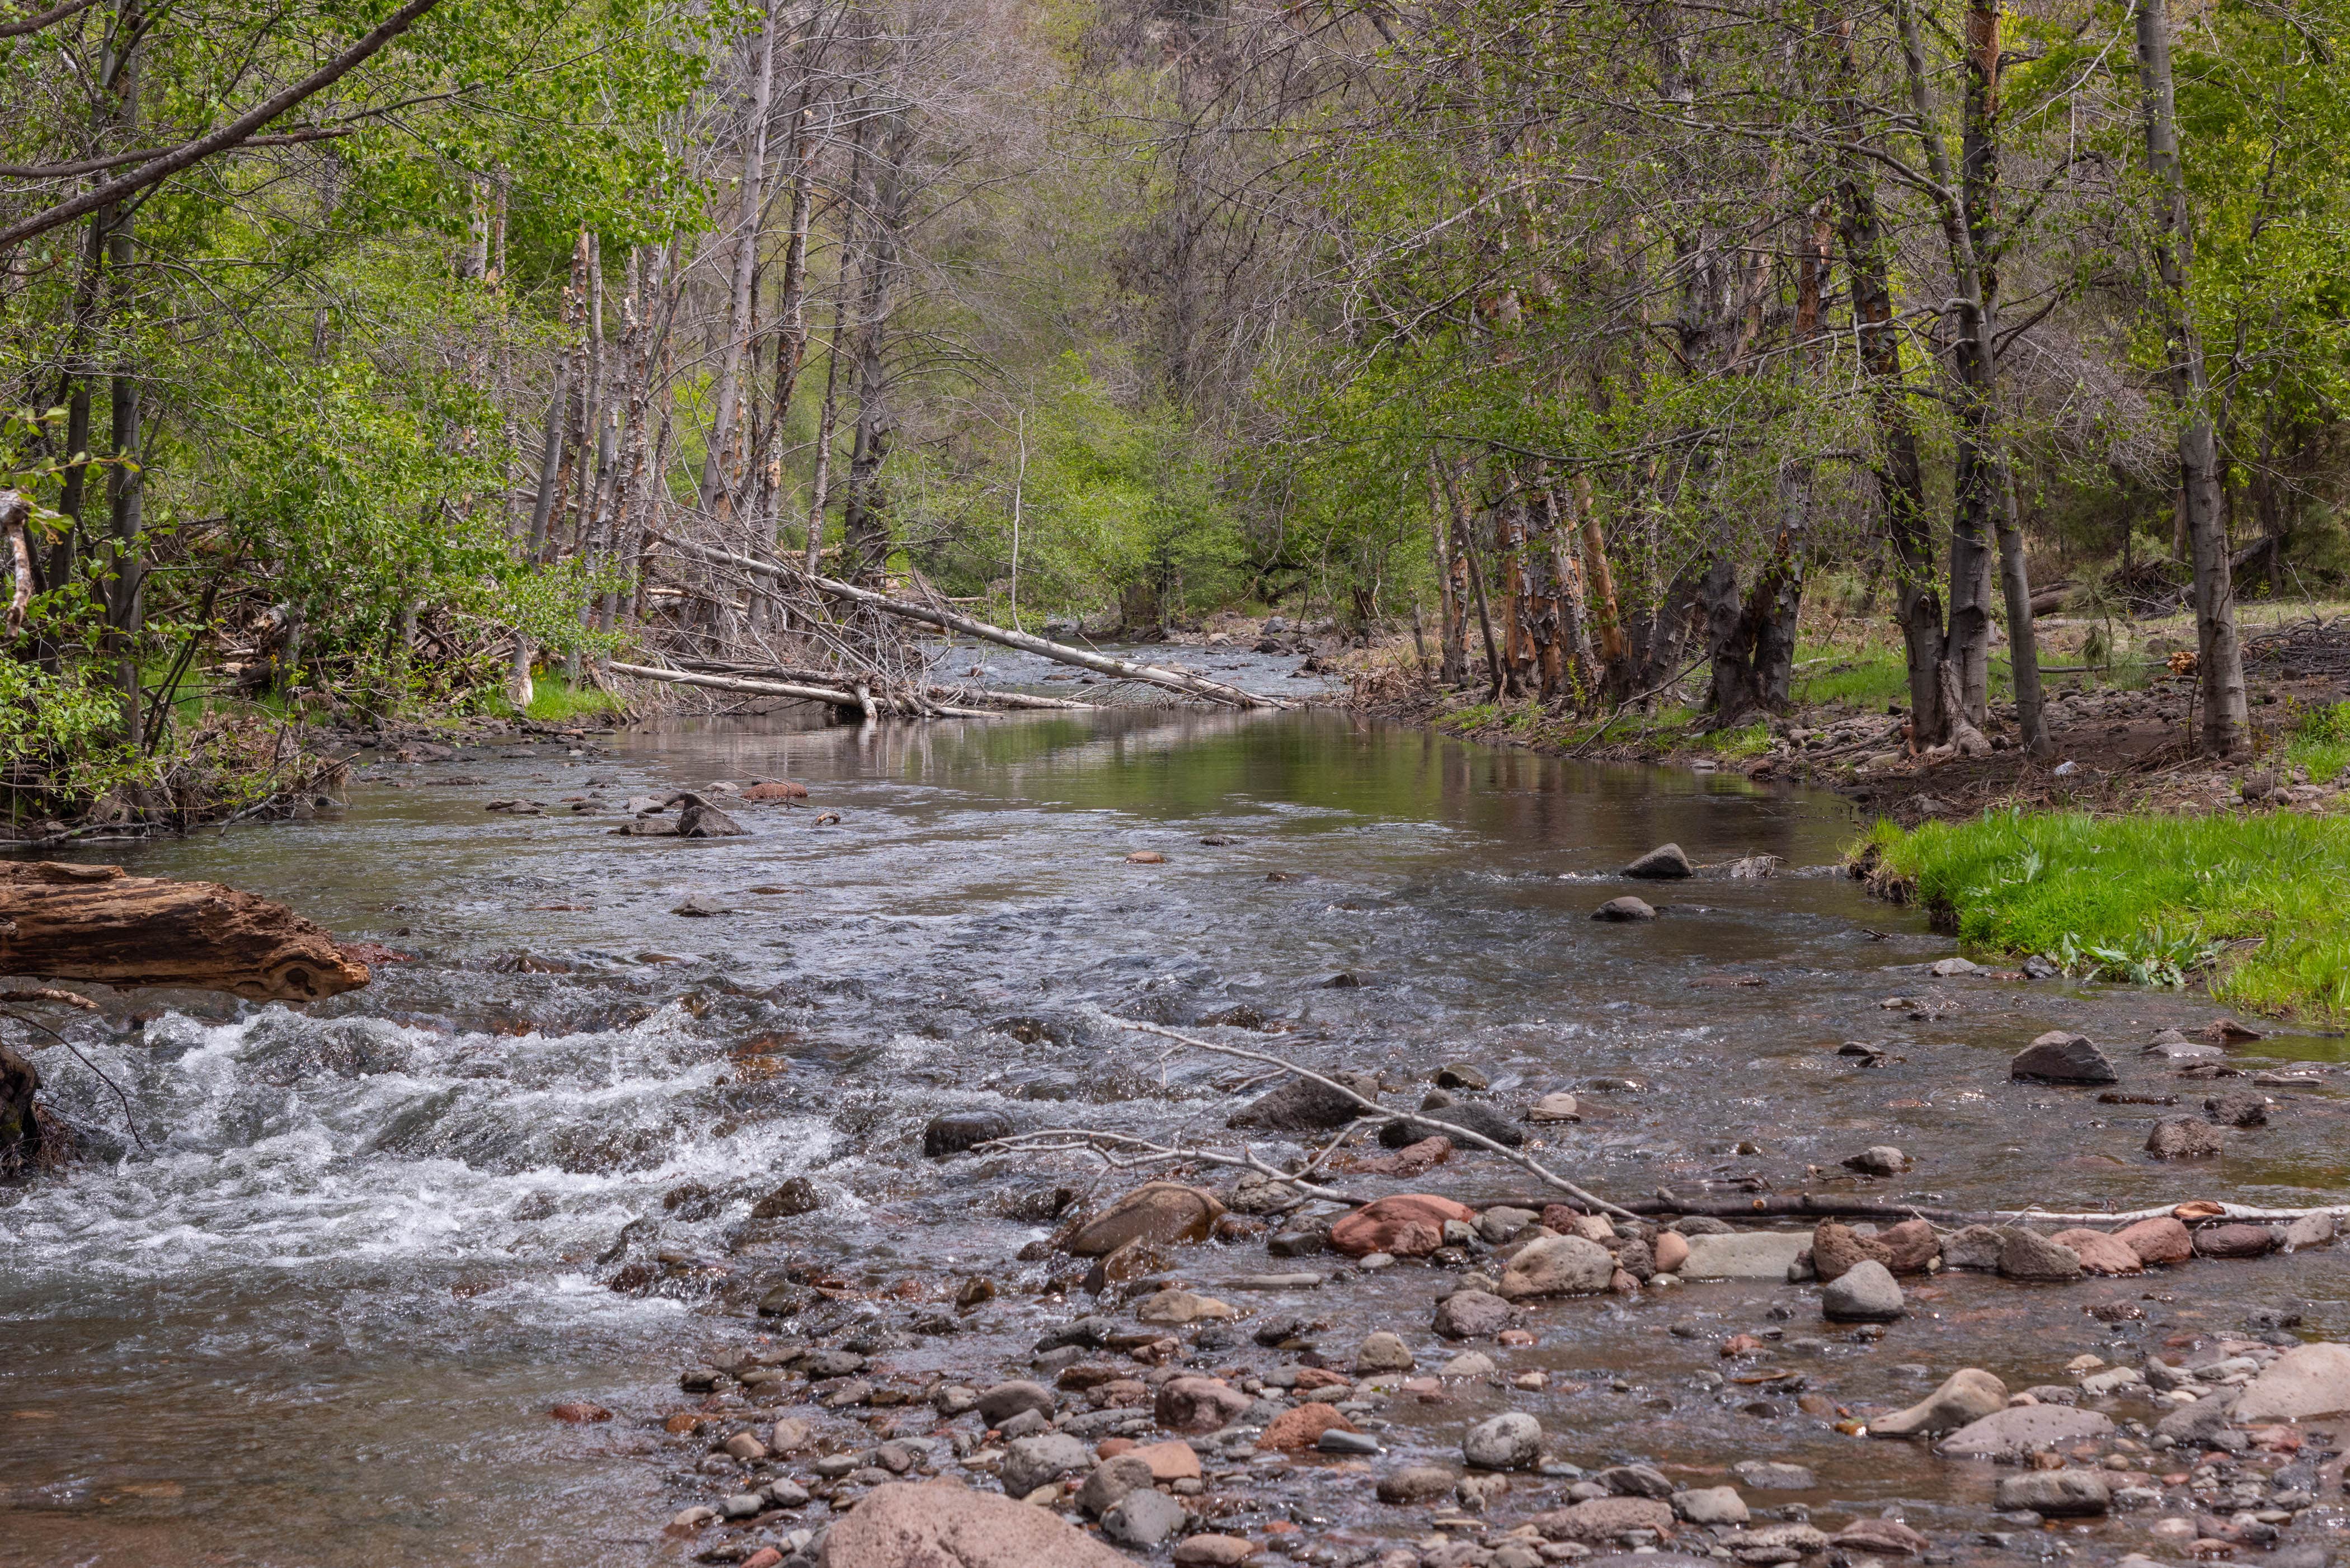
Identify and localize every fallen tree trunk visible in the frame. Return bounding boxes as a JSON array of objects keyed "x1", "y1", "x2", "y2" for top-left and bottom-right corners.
[
  {"x1": 665, "y1": 657, "x2": 1100, "y2": 712},
  {"x1": 651, "y1": 532, "x2": 1292, "y2": 710},
  {"x1": 608, "y1": 660, "x2": 864, "y2": 712},
  {"x1": 0, "y1": 861, "x2": 369, "y2": 1001}
]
